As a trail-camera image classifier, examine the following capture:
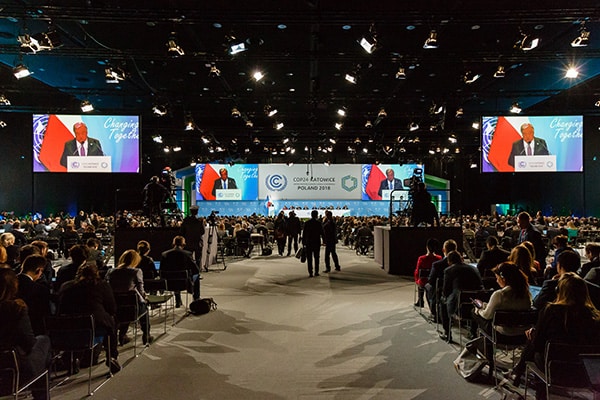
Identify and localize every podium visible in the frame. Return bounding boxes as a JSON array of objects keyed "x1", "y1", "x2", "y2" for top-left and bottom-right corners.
[
  {"x1": 215, "y1": 188, "x2": 242, "y2": 200},
  {"x1": 66, "y1": 156, "x2": 111, "y2": 172}
]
